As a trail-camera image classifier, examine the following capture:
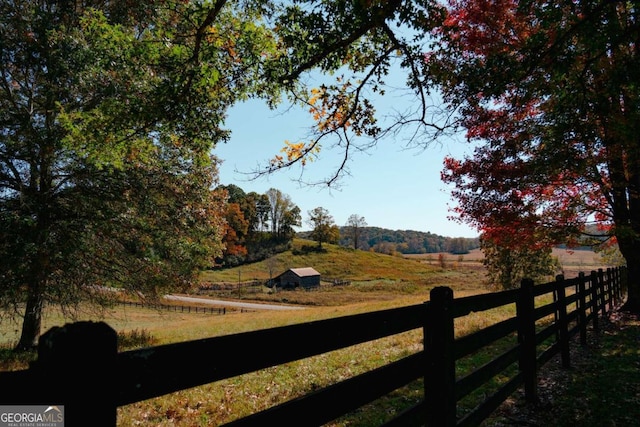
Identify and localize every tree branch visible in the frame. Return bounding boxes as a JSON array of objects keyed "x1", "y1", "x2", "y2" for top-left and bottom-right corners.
[
  {"x1": 191, "y1": 0, "x2": 228, "y2": 64},
  {"x1": 277, "y1": 0, "x2": 403, "y2": 84}
]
